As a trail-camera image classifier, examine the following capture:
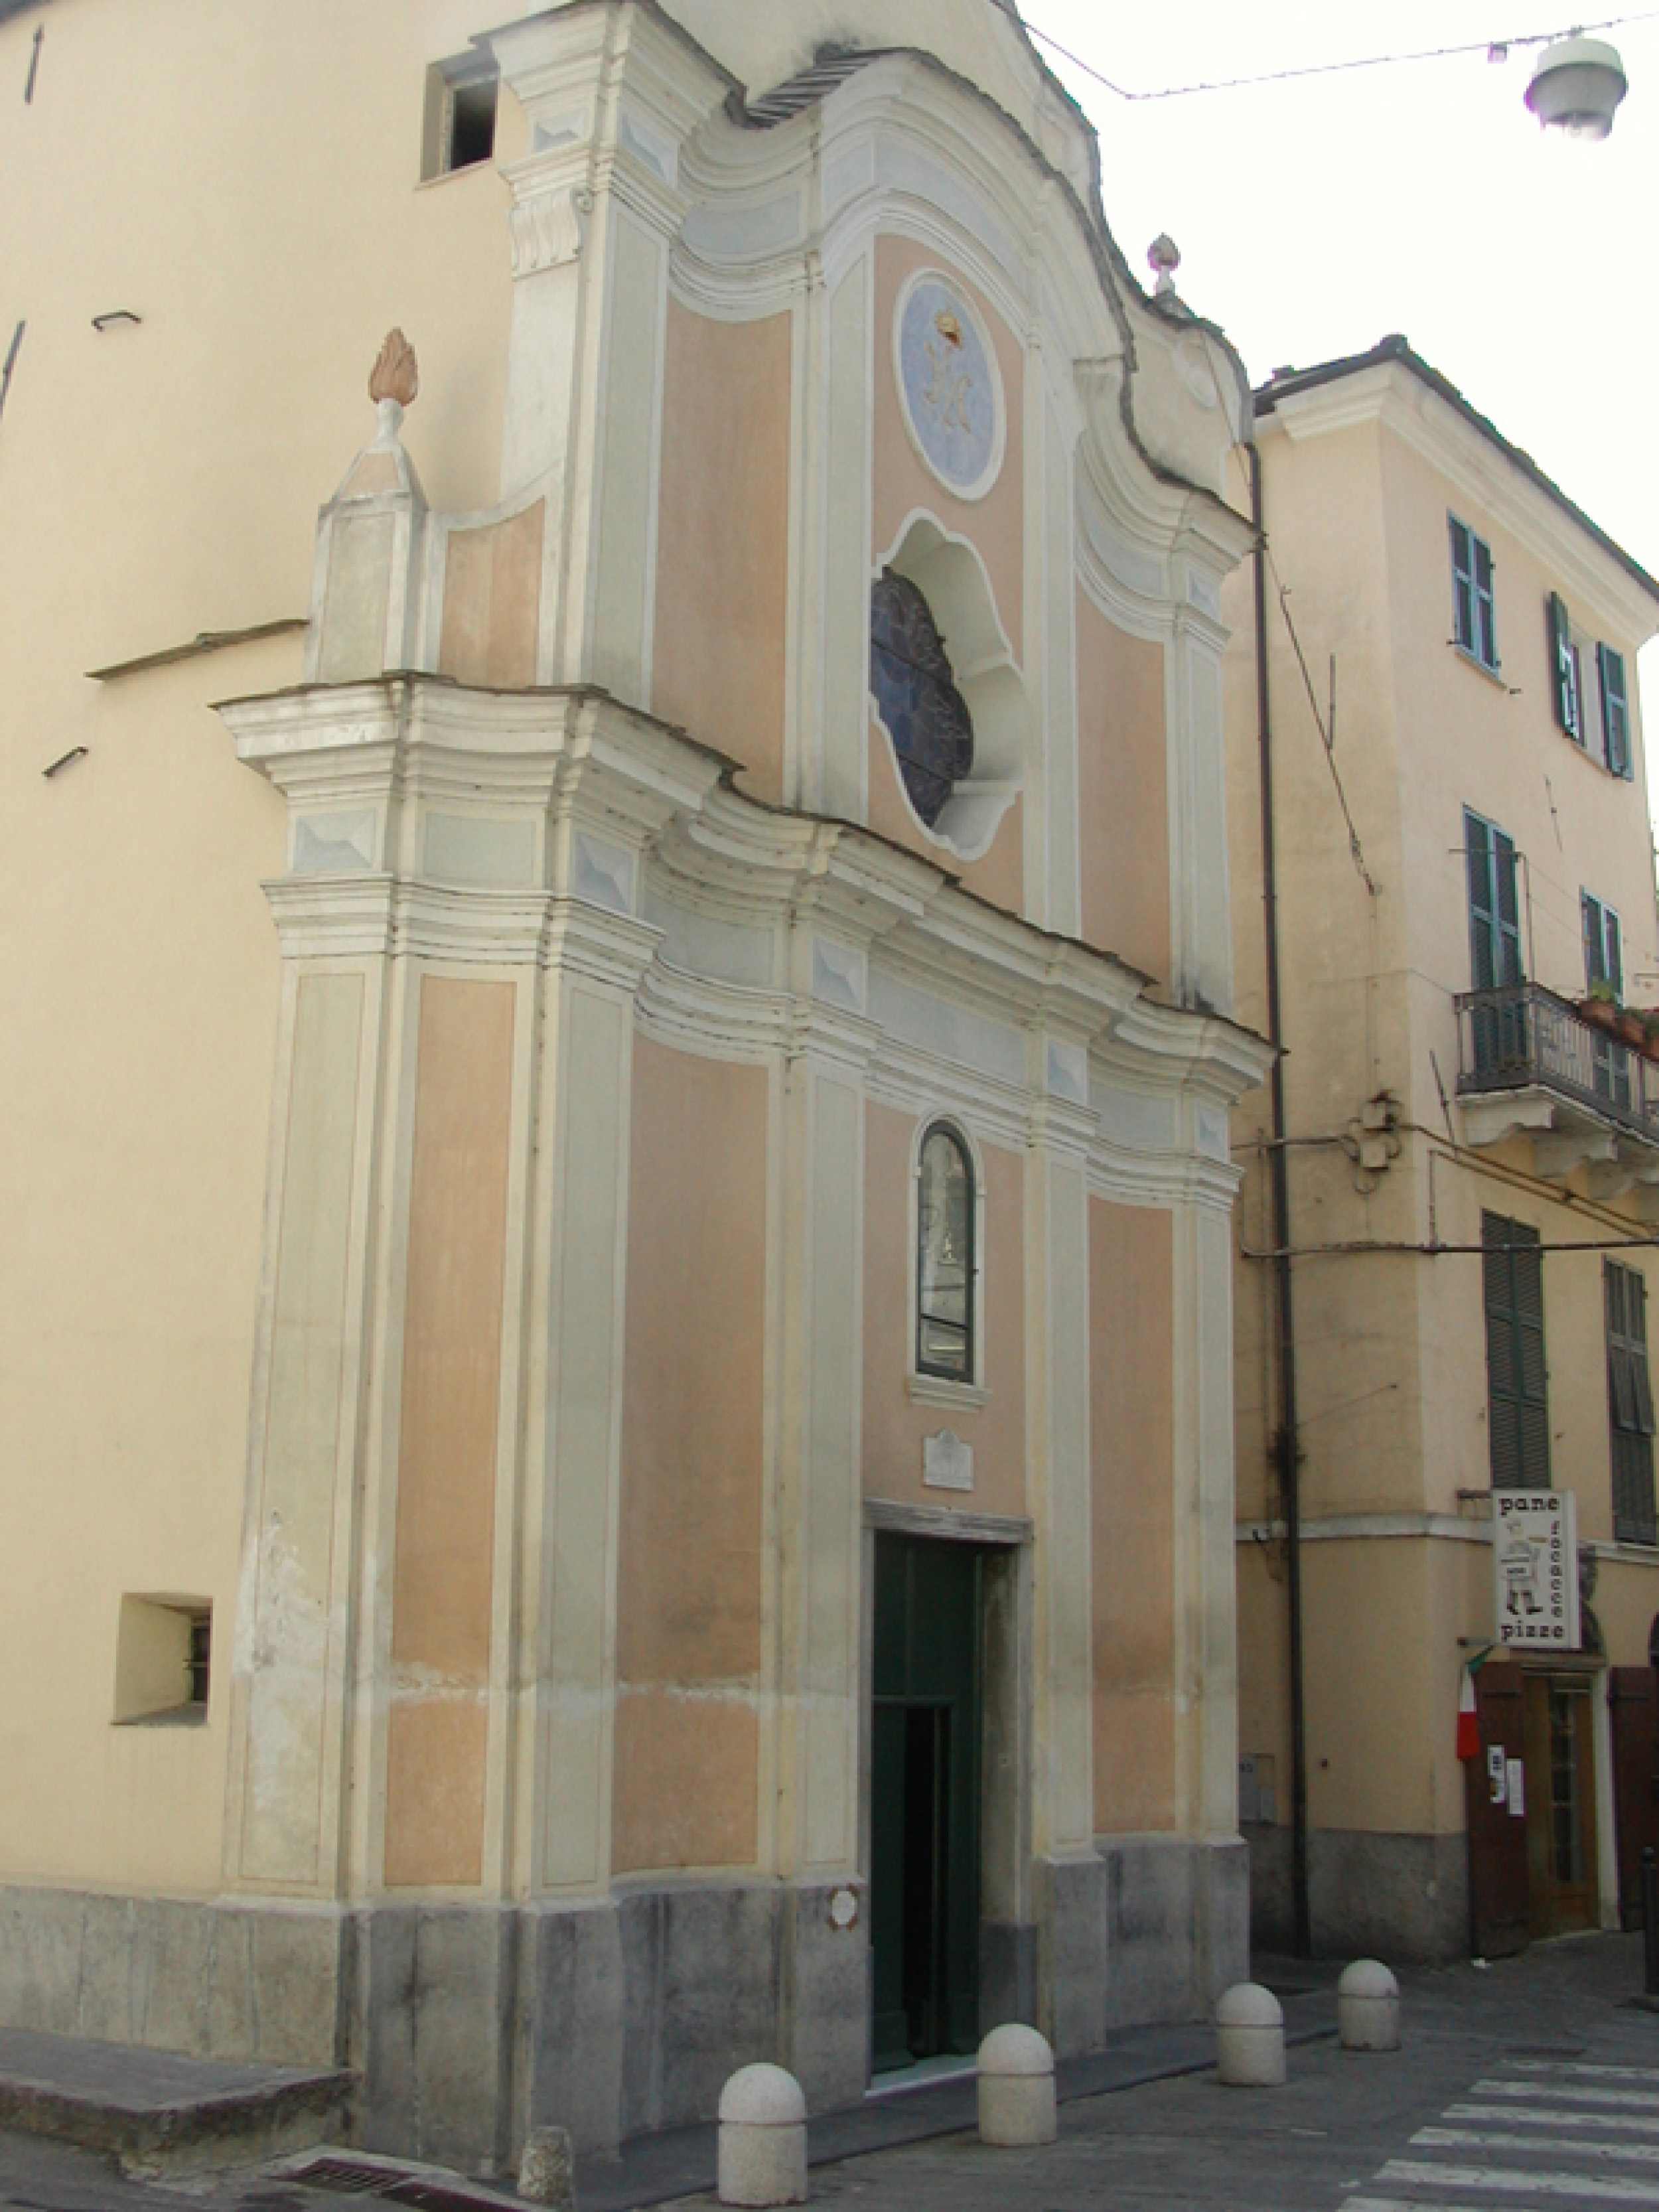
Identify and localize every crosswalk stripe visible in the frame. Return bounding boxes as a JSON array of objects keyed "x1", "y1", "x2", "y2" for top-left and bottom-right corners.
[
  {"x1": 1380, "y1": 2156, "x2": 1659, "y2": 2201},
  {"x1": 1512, "y1": 2067, "x2": 1659, "y2": 2085},
  {"x1": 1341, "y1": 2200, "x2": 1543, "y2": 2212},
  {"x1": 1416, "y1": 2125, "x2": 1659, "y2": 2166},
  {"x1": 1449, "y1": 2106, "x2": 1659, "y2": 2138},
  {"x1": 1474, "y1": 2084, "x2": 1659, "y2": 2112}
]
